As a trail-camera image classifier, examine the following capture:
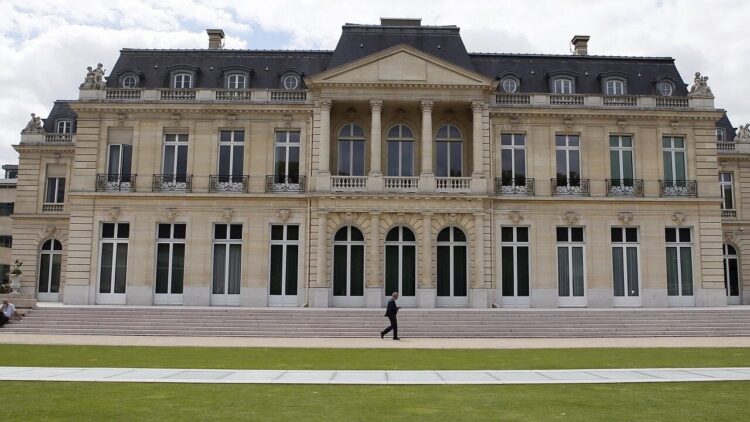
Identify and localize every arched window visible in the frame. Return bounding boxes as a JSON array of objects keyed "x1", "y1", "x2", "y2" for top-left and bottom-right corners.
[
  {"x1": 121, "y1": 75, "x2": 138, "y2": 88},
  {"x1": 385, "y1": 226, "x2": 416, "y2": 299},
  {"x1": 435, "y1": 124, "x2": 463, "y2": 177},
  {"x1": 604, "y1": 79, "x2": 626, "y2": 95},
  {"x1": 226, "y1": 74, "x2": 246, "y2": 89},
  {"x1": 38, "y1": 239, "x2": 63, "y2": 296},
  {"x1": 333, "y1": 226, "x2": 364, "y2": 298},
  {"x1": 552, "y1": 77, "x2": 574, "y2": 94},
  {"x1": 173, "y1": 73, "x2": 192, "y2": 89},
  {"x1": 723, "y1": 244, "x2": 740, "y2": 299},
  {"x1": 337, "y1": 123, "x2": 366, "y2": 176},
  {"x1": 436, "y1": 227, "x2": 467, "y2": 300},
  {"x1": 56, "y1": 120, "x2": 73, "y2": 134},
  {"x1": 386, "y1": 124, "x2": 414, "y2": 177}
]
